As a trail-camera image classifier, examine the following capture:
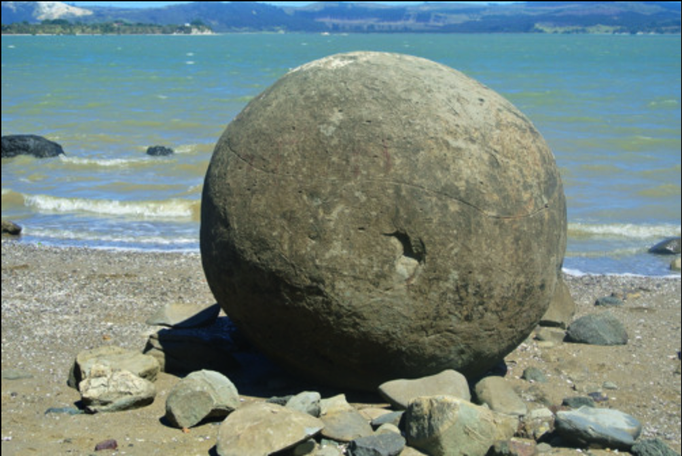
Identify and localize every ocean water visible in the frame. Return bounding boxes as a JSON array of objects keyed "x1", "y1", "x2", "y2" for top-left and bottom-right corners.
[{"x1": 2, "y1": 34, "x2": 680, "y2": 276}]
